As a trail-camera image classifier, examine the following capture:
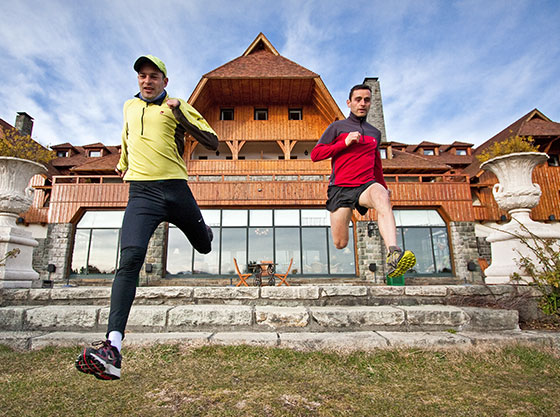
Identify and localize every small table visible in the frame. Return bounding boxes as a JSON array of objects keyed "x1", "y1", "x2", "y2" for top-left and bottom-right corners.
[{"x1": 249, "y1": 261, "x2": 276, "y2": 286}]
